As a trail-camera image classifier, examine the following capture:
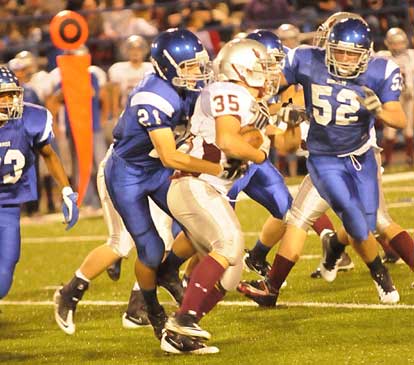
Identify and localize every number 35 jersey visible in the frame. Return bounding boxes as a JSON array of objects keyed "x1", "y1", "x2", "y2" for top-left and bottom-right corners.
[
  {"x1": 0, "y1": 103, "x2": 53, "y2": 204},
  {"x1": 283, "y1": 46, "x2": 402, "y2": 156},
  {"x1": 189, "y1": 81, "x2": 257, "y2": 194}
]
